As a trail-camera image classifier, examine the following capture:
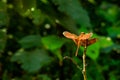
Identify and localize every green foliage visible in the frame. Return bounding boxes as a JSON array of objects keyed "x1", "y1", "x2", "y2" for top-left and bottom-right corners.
[
  {"x1": 19, "y1": 35, "x2": 42, "y2": 48},
  {"x1": 13, "y1": 0, "x2": 36, "y2": 16},
  {"x1": 37, "y1": 74, "x2": 51, "y2": 80},
  {"x1": 30, "y1": 9, "x2": 45, "y2": 25},
  {"x1": 0, "y1": 0, "x2": 120, "y2": 80},
  {"x1": 99, "y1": 36, "x2": 113, "y2": 48},
  {"x1": 0, "y1": 29, "x2": 7, "y2": 52},
  {"x1": 86, "y1": 42, "x2": 100, "y2": 60},
  {"x1": 52, "y1": 0, "x2": 91, "y2": 27},
  {"x1": 107, "y1": 26, "x2": 120, "y2": 37},
  {"x1": 41, "y1": 35, "x2": 66, "y2": 51},
  {"x1": 97, "y1": 2, "x2": 119, "y2": 23},
  {"x1": 41, "y1": 35, "x2": 65, "y2": 62},
  {"x1": 11, "y1": 49, "x2": 52, "y2": 73},
  {"x1": 0, "y1": 1, "x2": 8, "y2": 26}
]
